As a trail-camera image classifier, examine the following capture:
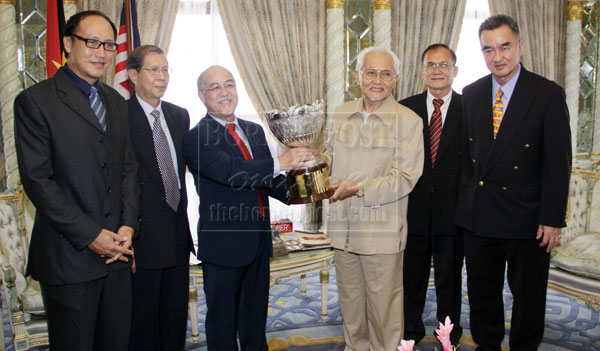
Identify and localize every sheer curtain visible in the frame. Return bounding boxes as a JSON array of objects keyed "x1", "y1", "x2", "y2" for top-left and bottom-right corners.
[
  {"x1": 488, "y1": 0, "x2": 567, "y2": 85},
  {"x1": 392, "y1": 0, "x2": 467, "y2": 99},
  {"x1": 80, "y1": 0, "x2": 180, "y2": 85}
]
